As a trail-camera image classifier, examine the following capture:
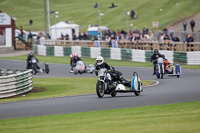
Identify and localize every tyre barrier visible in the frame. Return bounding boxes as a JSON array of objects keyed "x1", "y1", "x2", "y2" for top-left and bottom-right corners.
[{"x1": 0, "y1": 69, "x2": 33, "y2": 99}]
